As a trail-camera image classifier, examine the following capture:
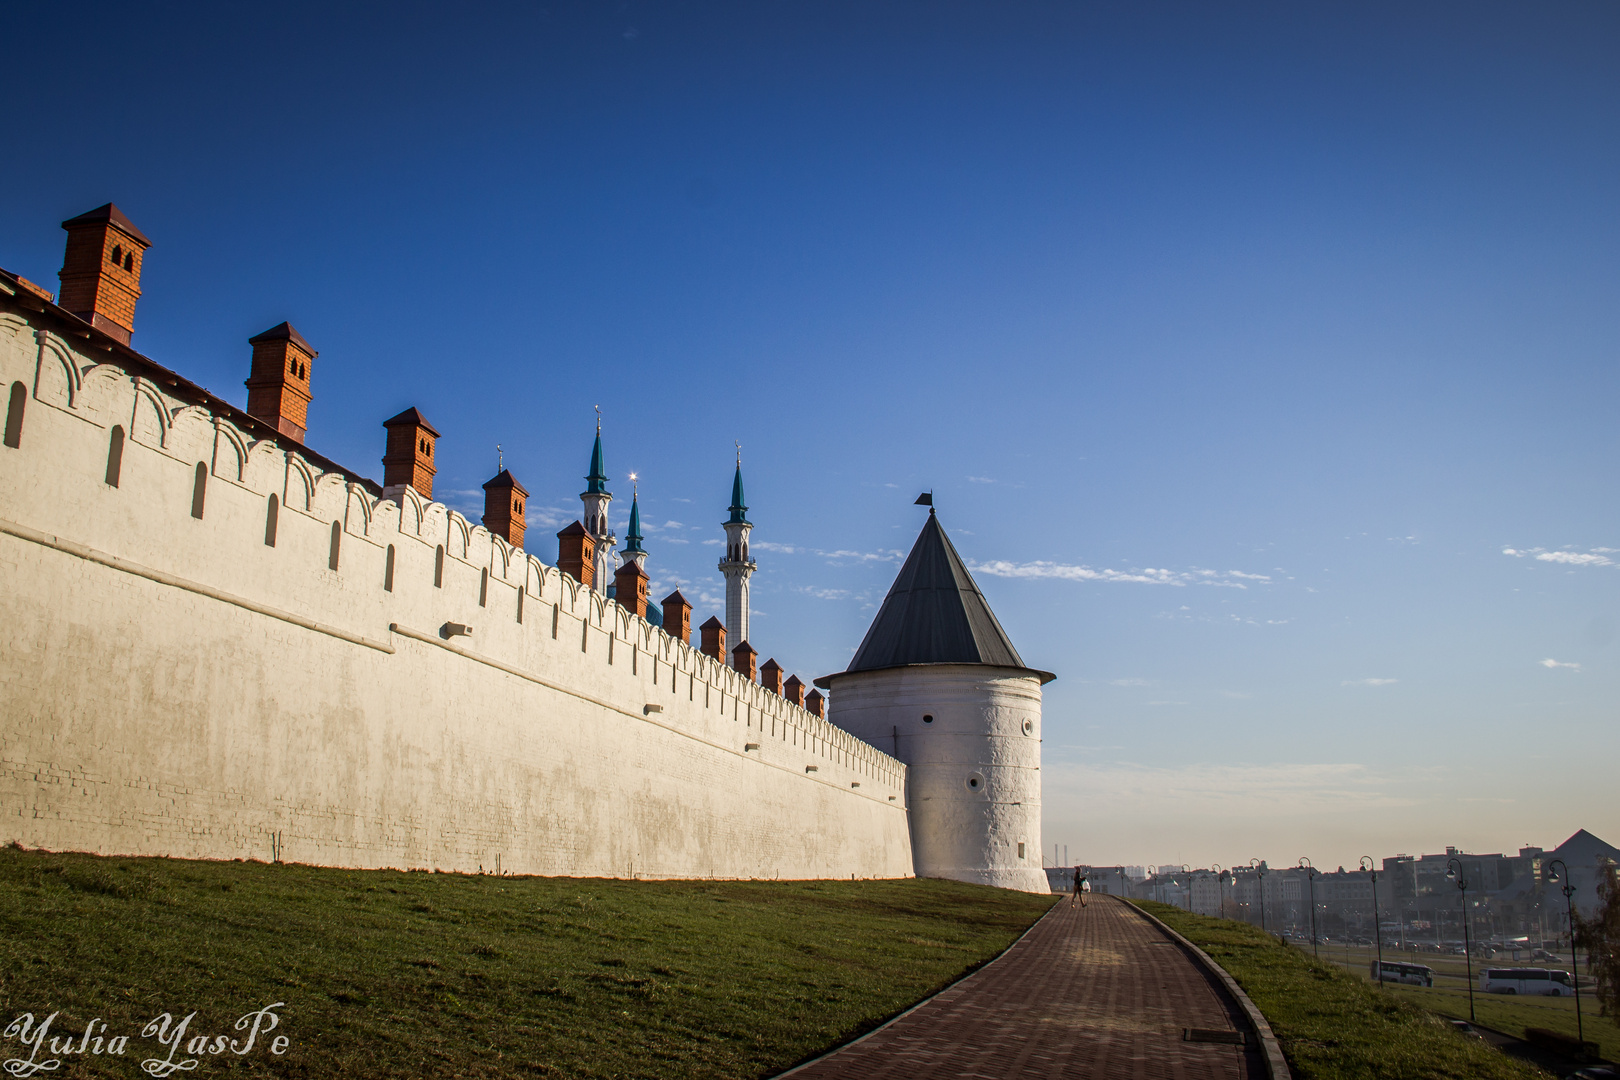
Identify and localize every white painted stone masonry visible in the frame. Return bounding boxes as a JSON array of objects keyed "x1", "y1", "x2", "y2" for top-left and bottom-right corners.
[{"x1": 0, "y1": 300, "x2": 913, "y2": 879}]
